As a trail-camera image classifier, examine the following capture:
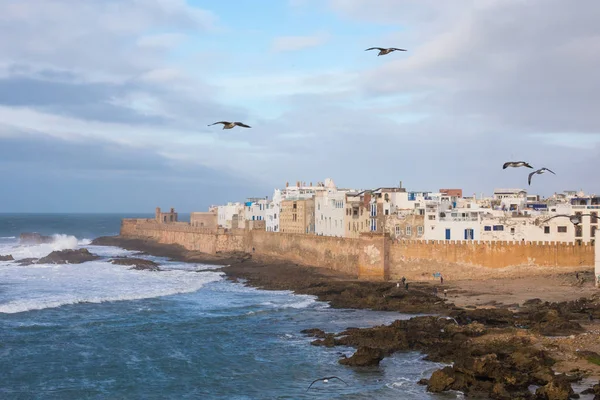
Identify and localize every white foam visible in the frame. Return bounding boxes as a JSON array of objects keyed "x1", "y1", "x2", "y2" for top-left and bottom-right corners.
[{"x1": 0, "y1": 260, "x2": 224, "y2": 314}]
